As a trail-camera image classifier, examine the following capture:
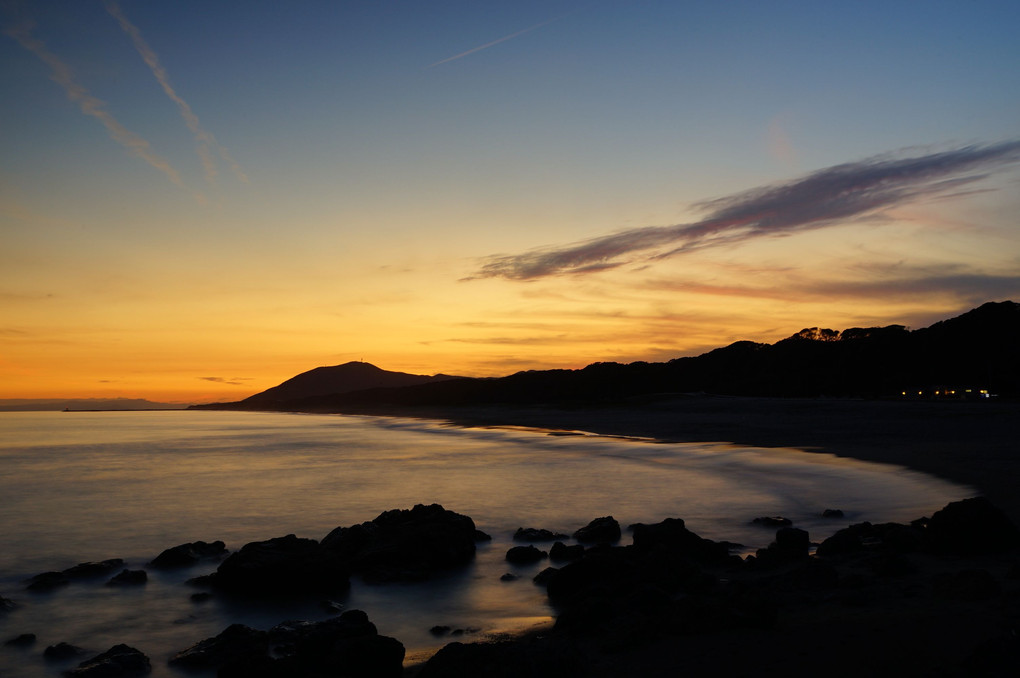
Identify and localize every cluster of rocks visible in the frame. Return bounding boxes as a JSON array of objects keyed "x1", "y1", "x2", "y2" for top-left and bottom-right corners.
[
  {"x1": 4, "y1": 499, "x2": 1019, "y2": 676},
  {"x1": 416, "y1": 497, "x2": 1020, "y2": 676},
  {"x1": 194, "y1": 503, "x2": 490, "y2": 594},
  {"x1": 168, "y1": 609, "x2": 404, "y2": 677}
]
